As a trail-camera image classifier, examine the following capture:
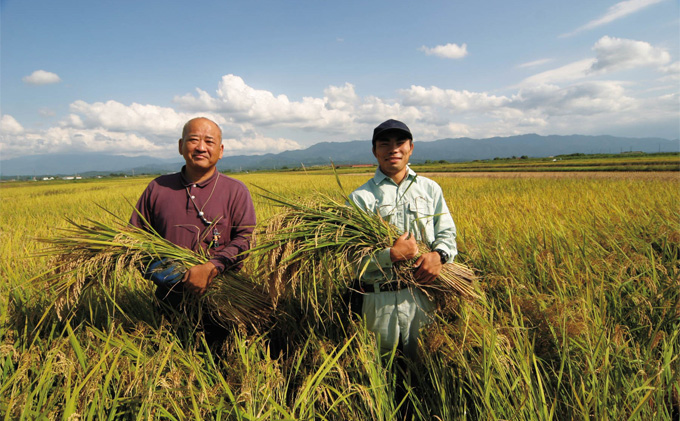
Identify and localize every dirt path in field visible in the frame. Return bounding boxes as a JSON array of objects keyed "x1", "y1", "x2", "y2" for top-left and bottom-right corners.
[
  {"x1": 349, "y1": 171, "x2": 679, "y2": 180},
  {"x1": 420, "y1": 171, "x2": 680, "y2": 180}
]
